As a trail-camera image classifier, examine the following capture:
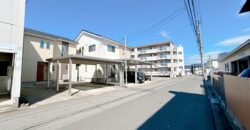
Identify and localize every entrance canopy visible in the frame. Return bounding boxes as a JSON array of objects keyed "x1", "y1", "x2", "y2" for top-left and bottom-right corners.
[{"x1": 47, "y1": 54, "x2": 123, "y2": 65}]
